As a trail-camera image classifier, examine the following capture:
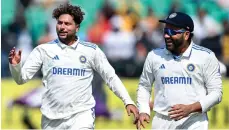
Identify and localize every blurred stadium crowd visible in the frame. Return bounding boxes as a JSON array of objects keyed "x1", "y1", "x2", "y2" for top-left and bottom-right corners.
[
  {"x1": 1, "y1": 0, "x2": 229, "y2": 129},
  {"x1": 2, "y1": 0, "x2": 229, "y2": 77}
]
